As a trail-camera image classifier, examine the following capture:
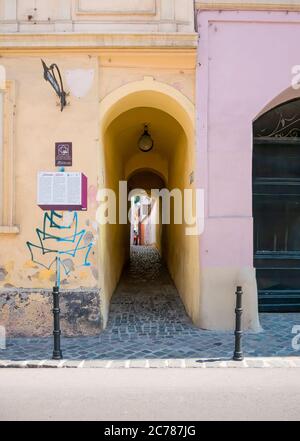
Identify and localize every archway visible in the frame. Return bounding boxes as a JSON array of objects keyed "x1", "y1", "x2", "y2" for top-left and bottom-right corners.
[
  {"x1": 98, "y1": 78, "x2": 200, "y2": 327},
  {"x1": 253, "y1": 98, "x2": 300, "y2": 312}
]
